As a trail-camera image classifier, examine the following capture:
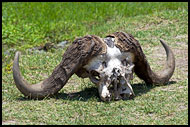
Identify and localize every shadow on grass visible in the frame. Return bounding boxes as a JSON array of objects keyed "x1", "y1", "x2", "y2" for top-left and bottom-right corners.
[
  {"x1": 132, "y1": 80, "x2": 176, "y2": 96},
  {"x1": 56, "y1": 80, "x2": 176, "y2": 101},
  {"x1": 17, "y1": 81, "x2": 176, "y2": 102},
  {"x1": 56, "y1": 87, "x2": 100, "y2": 102}
]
